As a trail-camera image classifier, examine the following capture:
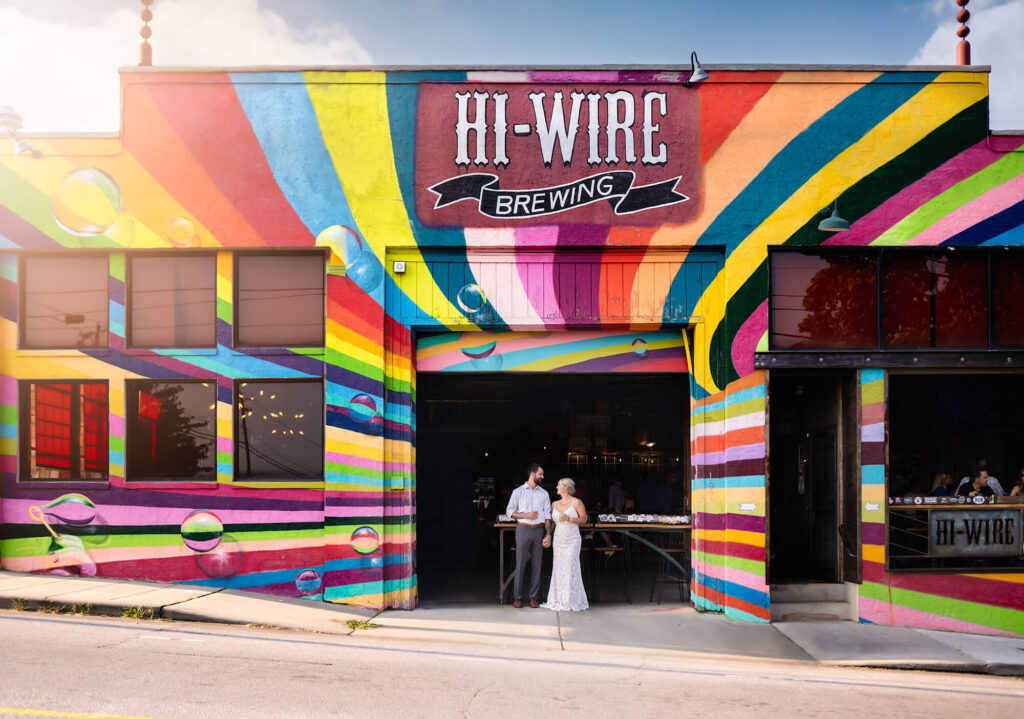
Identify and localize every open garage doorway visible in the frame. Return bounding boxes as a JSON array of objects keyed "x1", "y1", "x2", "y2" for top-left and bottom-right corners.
[{"x1": 415, "y1": 372, "x2": 690, "y2": 603}]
